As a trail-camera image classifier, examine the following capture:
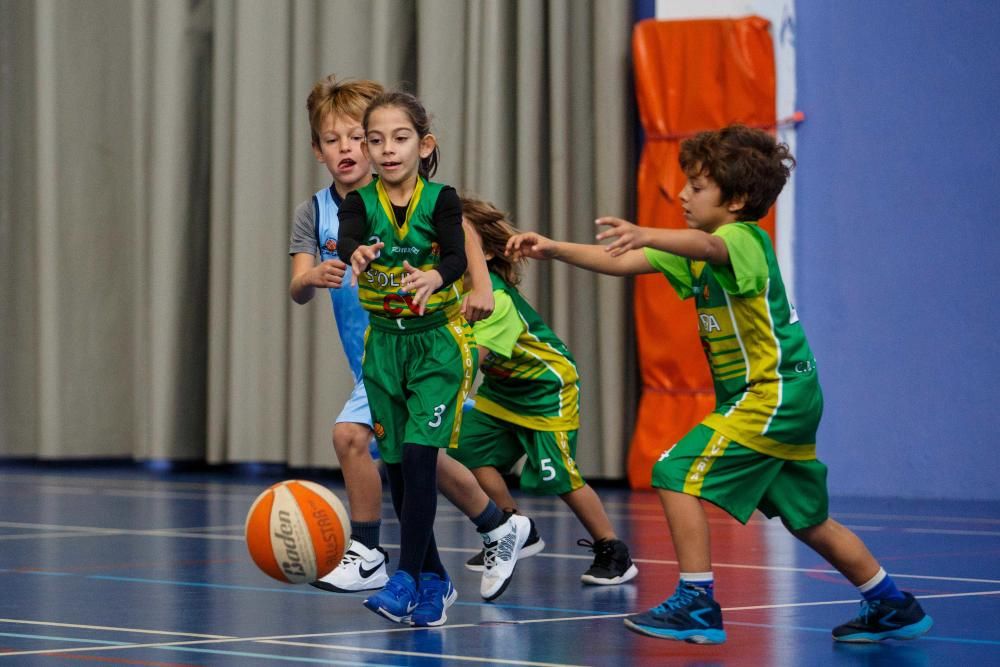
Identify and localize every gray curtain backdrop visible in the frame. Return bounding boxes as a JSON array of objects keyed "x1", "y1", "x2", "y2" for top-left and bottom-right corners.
[{"x1": 0, "y1": 0, "x2": 636, "y2": 478}]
